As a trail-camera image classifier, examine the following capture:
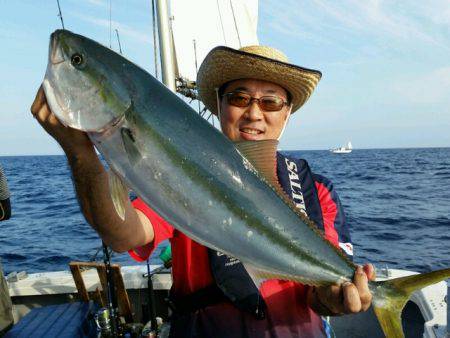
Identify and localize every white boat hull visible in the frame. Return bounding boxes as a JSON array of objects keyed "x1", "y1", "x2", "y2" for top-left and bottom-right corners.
[
  {"x1": 6, "y1": 266, "x2": 448, "y2": 337},
  {"x1": 331, "y1": 149, "x2": 352, "y2": 154}
]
